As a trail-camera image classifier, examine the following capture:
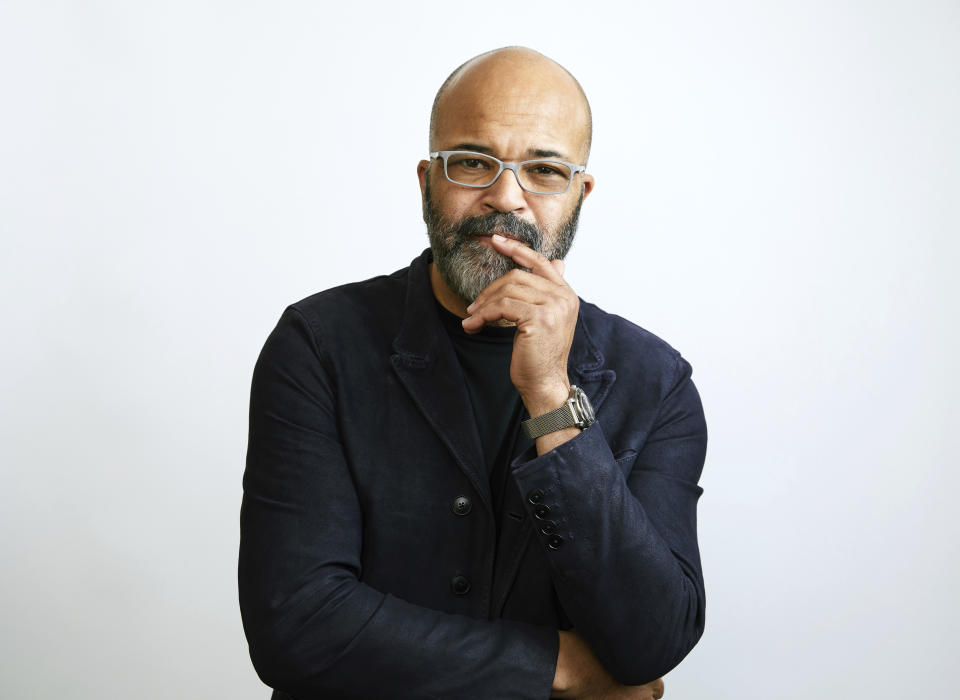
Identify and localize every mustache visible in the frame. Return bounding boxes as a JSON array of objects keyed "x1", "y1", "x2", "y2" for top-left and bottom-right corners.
[{"x1": 451, "y1": 212, "x2": 543, "y2": 251}]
